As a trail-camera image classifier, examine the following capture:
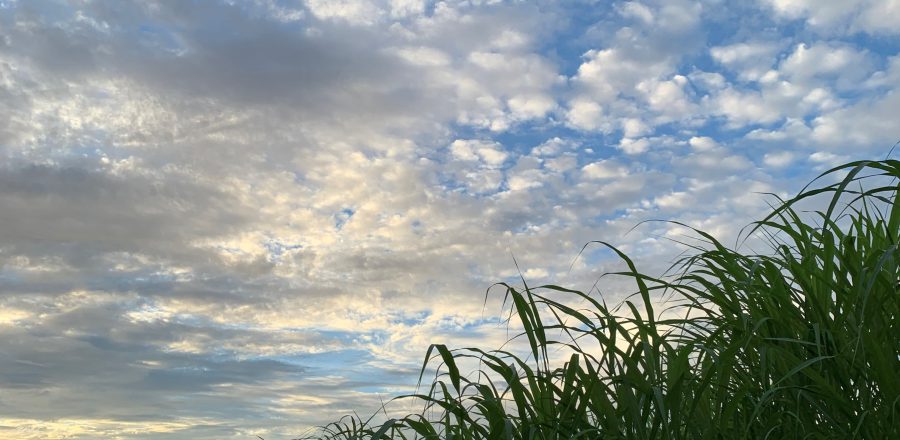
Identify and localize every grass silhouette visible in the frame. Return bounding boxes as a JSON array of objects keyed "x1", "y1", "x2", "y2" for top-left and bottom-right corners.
[{"x1": 301, "y1": 159, "x2": 899, "y2": 439}]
